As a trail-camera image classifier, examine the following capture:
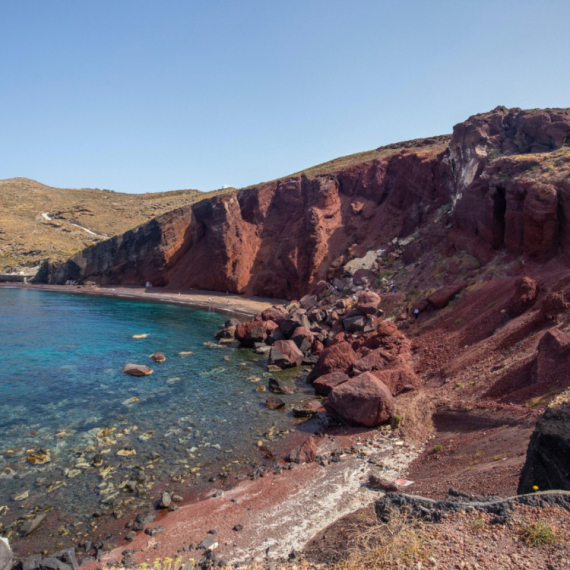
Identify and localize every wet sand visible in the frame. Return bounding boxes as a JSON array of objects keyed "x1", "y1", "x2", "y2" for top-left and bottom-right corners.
[{"x1": 0, "y1": 284, "x2": 285, "y2": 317}]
